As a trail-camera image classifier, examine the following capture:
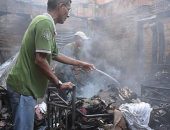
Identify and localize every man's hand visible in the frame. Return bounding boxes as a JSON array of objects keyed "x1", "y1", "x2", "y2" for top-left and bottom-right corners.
[
  {"x1": 60, "y1": 82, "x2": 75, "y2": 90},
  {"x1": 79, "y1": 62, "x2": 95, "y2": 72},
  {"x1": 54, "y1": 54, "x2": 95, "y2": 72}
]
